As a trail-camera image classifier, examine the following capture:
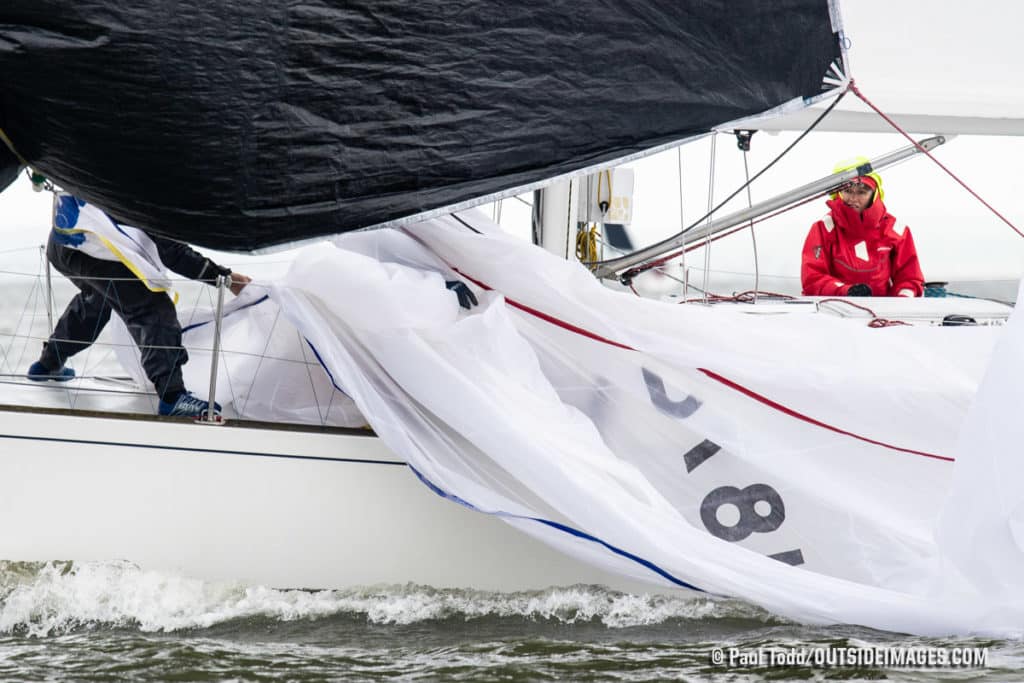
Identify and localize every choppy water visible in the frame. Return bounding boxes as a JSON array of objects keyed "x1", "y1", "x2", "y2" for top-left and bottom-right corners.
[{"x1": 0, "y1": 561, "x2": 1015, "y2": 681}]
